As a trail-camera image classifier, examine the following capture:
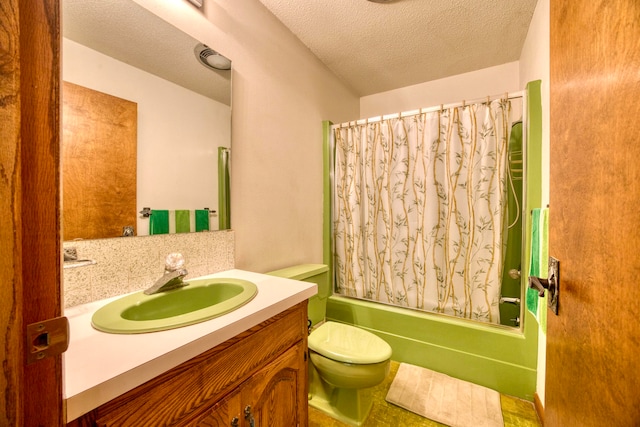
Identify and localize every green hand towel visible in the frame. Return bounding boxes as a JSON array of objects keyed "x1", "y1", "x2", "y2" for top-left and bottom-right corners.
[
  {"x1": 149, "y1": 210, "x2": 169, "y2": 235},
  {"x1": 526, "y1": 208, "x2": 549, "y2": 331},
  {"x1": 175, "y1": 210, "x2": 191, "y2": 233},
  {"x1": 538, "y1": 208, "x2": 549, "y2": 333},
  {"x1": 195, "y1": 209, "x2": 210, "y2": 232},
  {"x1": 526, "y1": 209, "x2": 541, "y2": 318}
]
